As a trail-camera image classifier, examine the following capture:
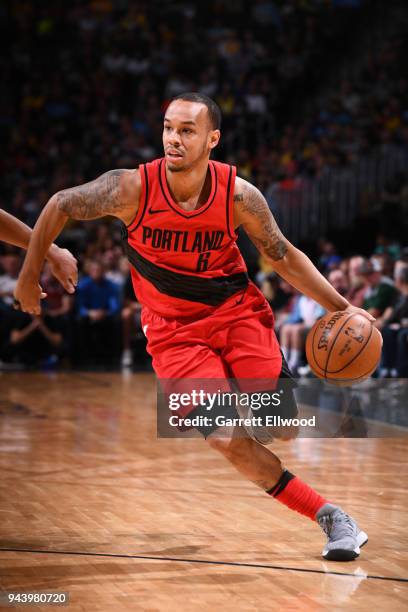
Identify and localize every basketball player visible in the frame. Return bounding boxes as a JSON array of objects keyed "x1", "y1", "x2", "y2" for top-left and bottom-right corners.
[
  {"x1": 0, "y1": 208, "x2": 77, "y2": 293},
  {"x1": 15, "y1": 93, "x2": 372, "y2": 561}
]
